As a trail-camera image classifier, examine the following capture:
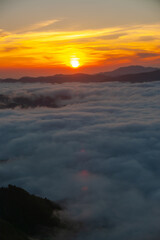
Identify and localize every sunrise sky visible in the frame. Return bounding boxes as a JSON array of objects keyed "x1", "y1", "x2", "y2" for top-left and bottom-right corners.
[{"x1": 0, "y1": 0, "x2": 160, "y2": 78}]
